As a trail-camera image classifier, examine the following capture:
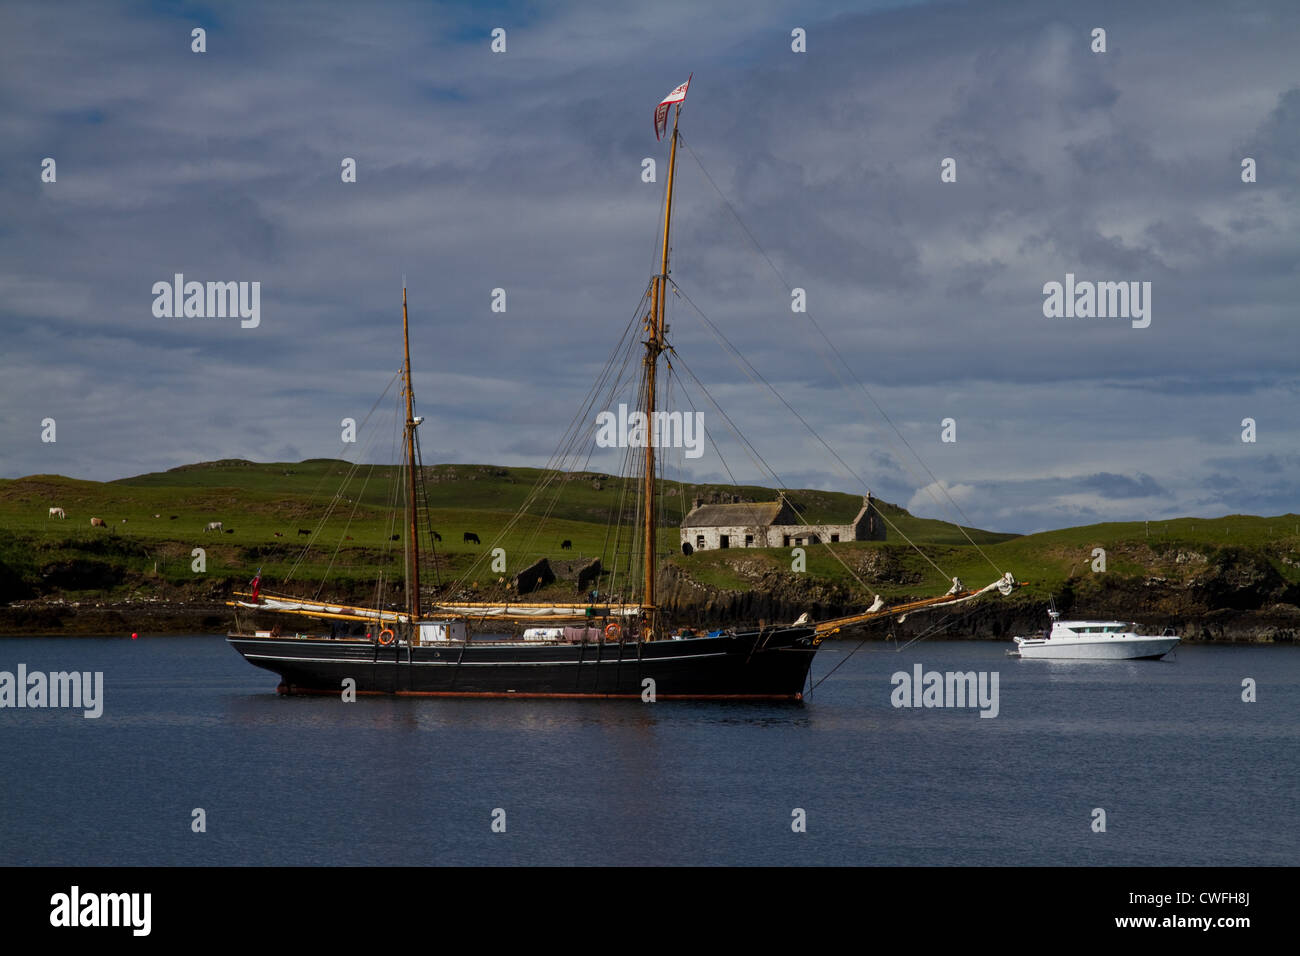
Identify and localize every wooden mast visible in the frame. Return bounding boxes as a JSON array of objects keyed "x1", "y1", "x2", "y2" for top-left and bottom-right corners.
[
  {"x1": 402, "y1": 286, "x2": 421, "y2": 624},
  {"x1": 643, "y1": 103, "x2": 681, "y2": 641}
]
